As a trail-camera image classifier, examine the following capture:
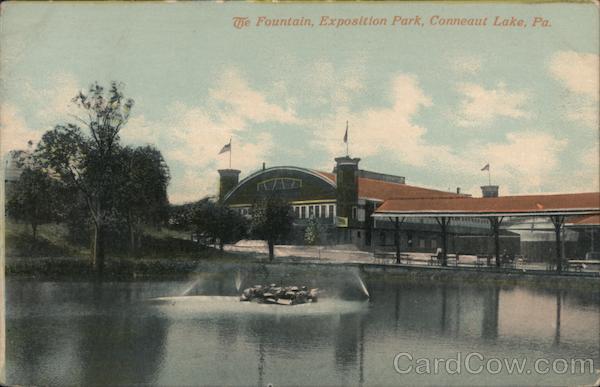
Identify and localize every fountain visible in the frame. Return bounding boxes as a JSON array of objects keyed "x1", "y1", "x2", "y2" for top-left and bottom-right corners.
[
  {"x1": 181, "y1": 277, "x2": 203, "y2": 296},
  {"x1": 355, "y1": 273, "x2": 370, "y2": 299},
  {"x1": 234, "y1": 269, "x2": 242, "y2": 292},
  {"x1": 240, "y1": 284, "x2": 318, "y2": 305}
]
